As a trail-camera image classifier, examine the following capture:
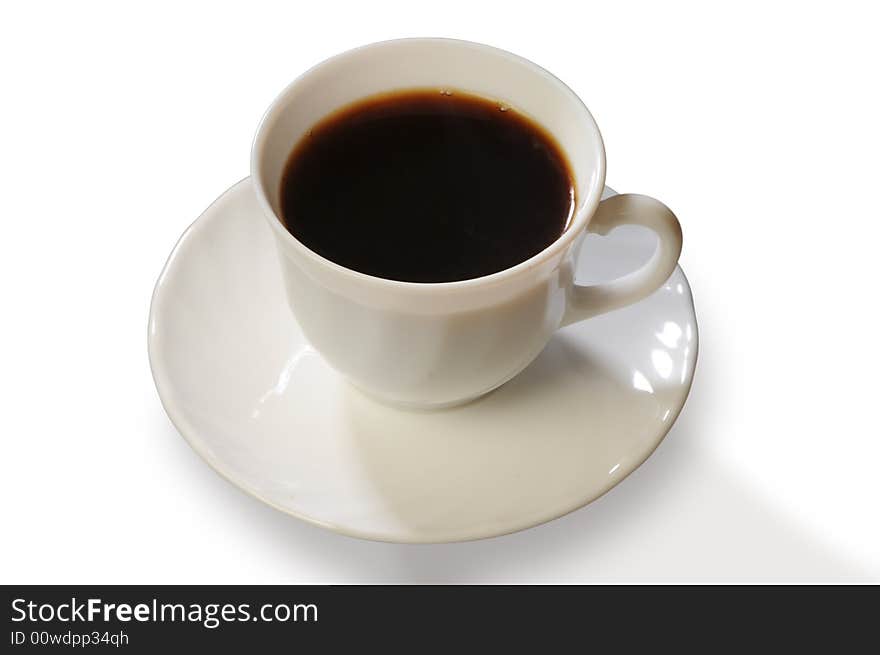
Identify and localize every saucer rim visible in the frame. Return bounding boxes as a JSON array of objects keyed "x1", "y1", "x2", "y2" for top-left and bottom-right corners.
[{"x1": 148, "y1": 177, "x2": 699, "y2": 544}]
